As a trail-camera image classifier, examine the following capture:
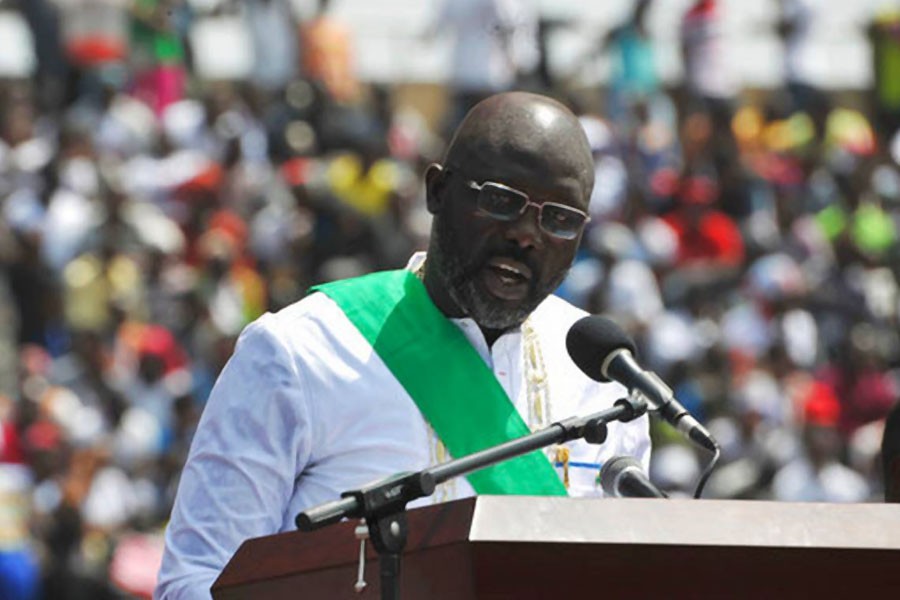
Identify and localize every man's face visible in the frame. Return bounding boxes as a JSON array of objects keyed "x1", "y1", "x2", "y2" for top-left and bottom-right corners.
[{"x1": 428, "y1": 160, "x2": 589, "y2": 330}]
